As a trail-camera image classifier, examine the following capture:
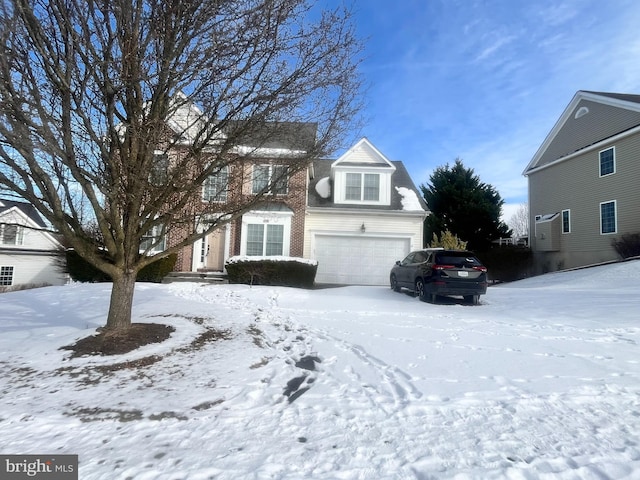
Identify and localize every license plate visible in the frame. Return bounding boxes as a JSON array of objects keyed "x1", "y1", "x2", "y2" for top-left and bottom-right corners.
[{"x1": 458, "y1": 271, "x2": 469, "y2": 277}]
